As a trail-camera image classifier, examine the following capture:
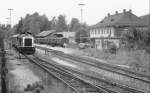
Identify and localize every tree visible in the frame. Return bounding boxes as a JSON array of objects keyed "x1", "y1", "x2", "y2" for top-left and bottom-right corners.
[
  {"x1": 142, "y1": 29, "x2": 150, "y2": 47},
  {"x1": 15, "y1": 17, "x2": 23, "y2": 34},
  {"x1": 0, "y1": 24, "x2": 14, "y2": 39},
  {"x1": 69, "y1": 18, "x2": 80, "y2": 32},
  {"x1": 121, "y1": 27, "x2": 143, "y2": 49},
  {"x1": 51, "y1": 16, "x2": 57, "y2": 30},
  {"x1": 15, "y1": 12, "x2": 52, "y2": 35},
  {"x1": 56, "y1": 15, "x2": 68, "y2": 32},
  {"x1": 75, "y1": 27, "x2": 89, "y2": 43}
]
